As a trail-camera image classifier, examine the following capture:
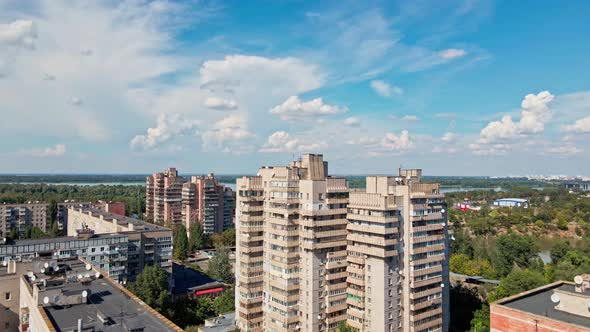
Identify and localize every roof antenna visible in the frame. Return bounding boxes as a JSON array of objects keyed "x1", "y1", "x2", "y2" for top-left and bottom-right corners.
[{"x1": 399, "y1": 164, "x2": 403, "y2": 176}]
